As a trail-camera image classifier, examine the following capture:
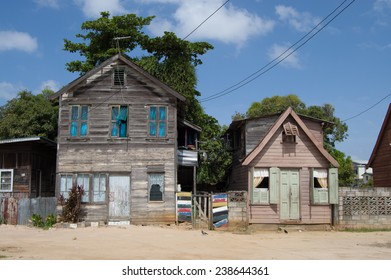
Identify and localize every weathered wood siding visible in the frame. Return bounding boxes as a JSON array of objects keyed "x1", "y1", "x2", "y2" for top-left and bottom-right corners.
[
  {"x1": 57, "y1": 59, "x2": 179, "y2": 224},
  {"x1": 249, "y1": 168, "x2": 331, "y2": 224},
  {"x1": 251, "y1": 117, "x2": 330, "y2": 168},
  {"x1": 0, "y1": 141, "x2": 56, "y2": 198},
  {"x1": 245, "y1": 116, "x2": 279, "y2": 155},
  {"x1": 371, "y1": 117, "x2": 391, "y2": 187}
]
